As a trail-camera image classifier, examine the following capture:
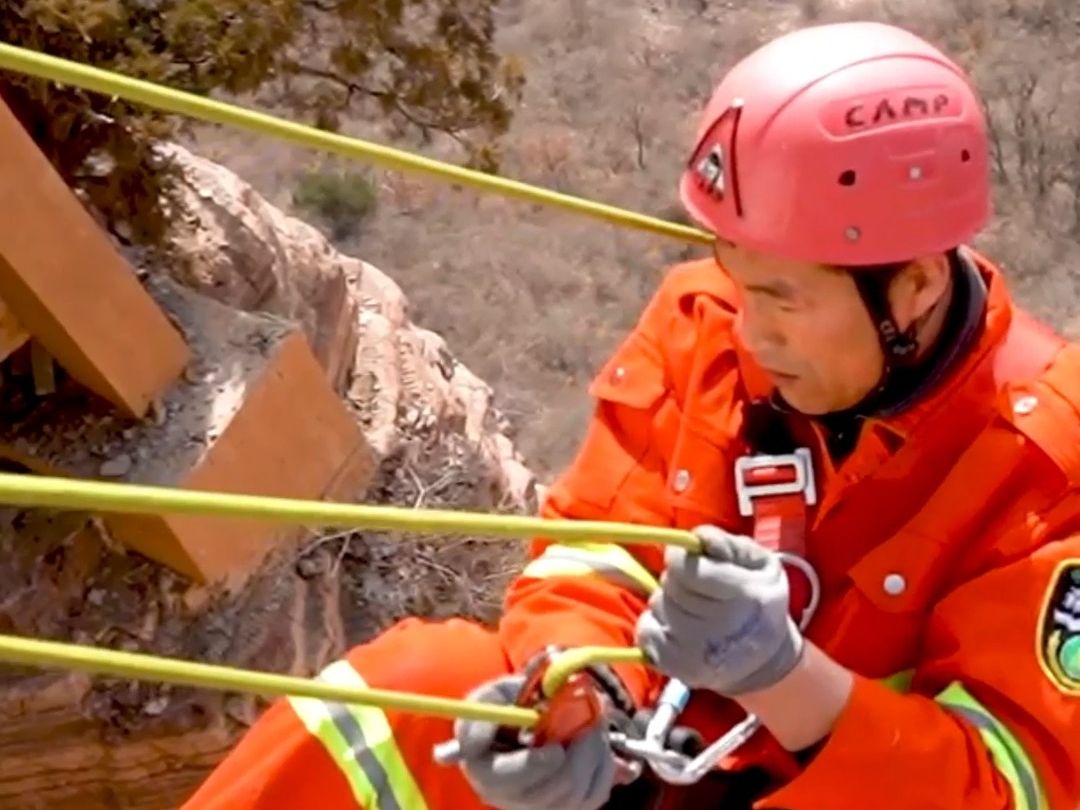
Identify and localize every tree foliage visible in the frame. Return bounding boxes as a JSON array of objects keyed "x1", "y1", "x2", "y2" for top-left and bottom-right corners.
[{"x1": 0, "y1": 0, "x2": 525, "y2": 244}]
